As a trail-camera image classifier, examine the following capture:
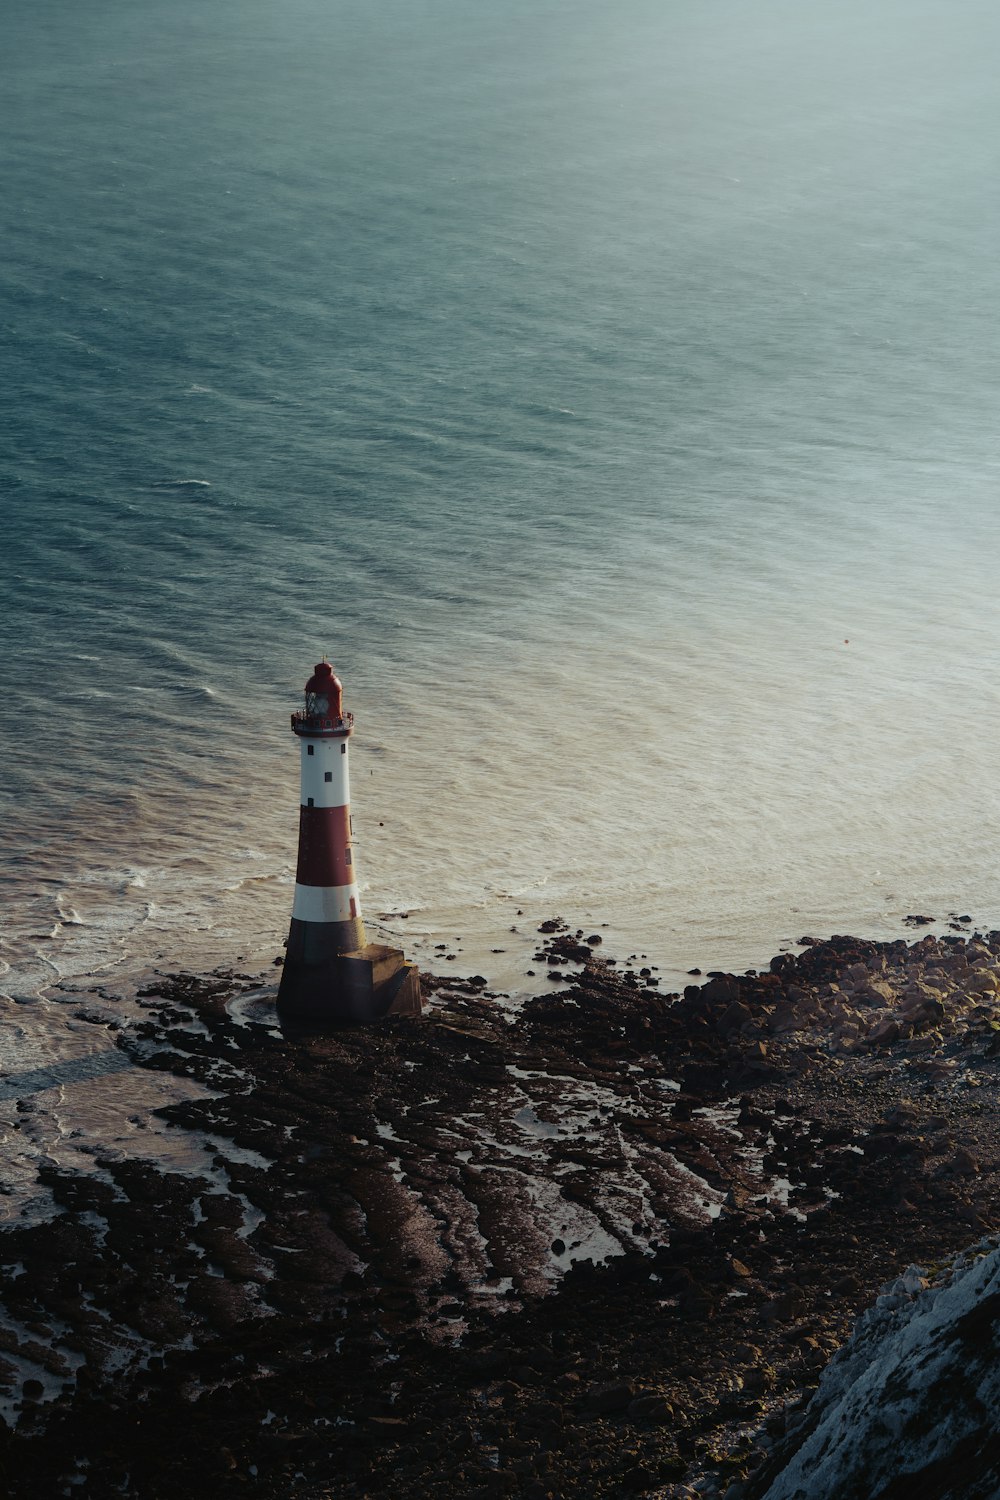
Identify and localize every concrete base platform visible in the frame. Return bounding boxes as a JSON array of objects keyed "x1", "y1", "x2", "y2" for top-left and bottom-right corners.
[{"x1": 277, "y1": 942, "x2": 422, "y2": 1024}]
